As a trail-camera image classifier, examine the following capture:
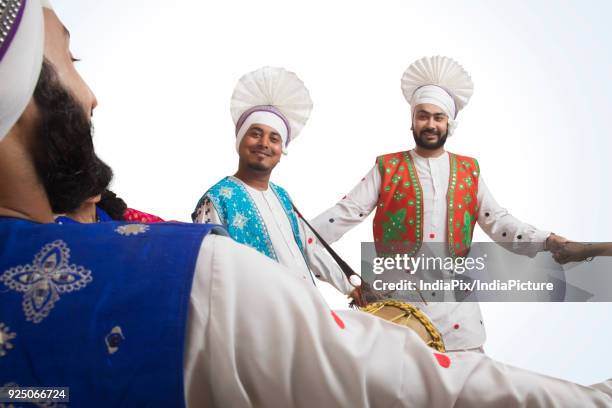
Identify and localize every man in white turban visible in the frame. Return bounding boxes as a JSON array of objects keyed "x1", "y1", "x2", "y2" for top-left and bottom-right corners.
[
  {"x1": 1, "y1": 5, "x2": 610, "y2": 407},
  {"x1": 312, "y1": 56, "x2": 570, "y2": 352},
  {"x1": 192, "y1": 67, "x2": 355, "y2": 297}
]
